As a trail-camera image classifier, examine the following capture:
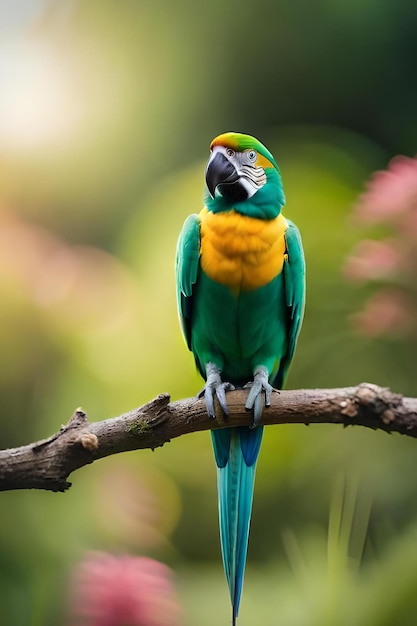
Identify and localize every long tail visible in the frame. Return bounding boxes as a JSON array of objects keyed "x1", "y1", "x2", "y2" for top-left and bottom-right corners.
[{"x1": 211, "y1": 425, "x2": 264, "y2": 625}]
